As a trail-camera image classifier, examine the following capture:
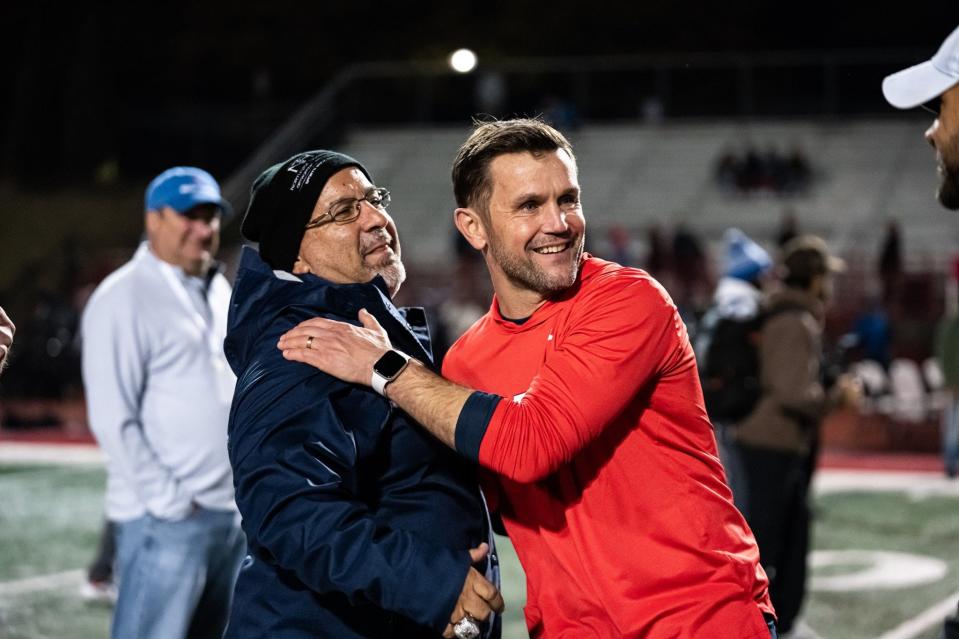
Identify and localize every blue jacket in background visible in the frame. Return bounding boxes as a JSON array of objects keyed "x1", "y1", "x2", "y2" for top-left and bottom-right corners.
[{"x1": 223, "y1": 247, "x2": 498, "y2": 638}]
